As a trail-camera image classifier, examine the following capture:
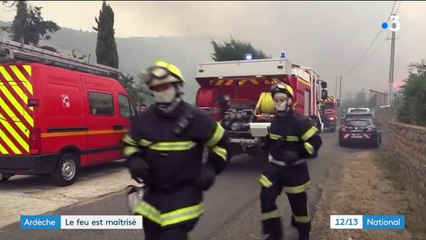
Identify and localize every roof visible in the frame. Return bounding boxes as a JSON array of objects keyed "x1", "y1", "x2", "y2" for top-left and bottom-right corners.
[{"x1": 195, "y1": 58, "x2": 293, "y2": 78}]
